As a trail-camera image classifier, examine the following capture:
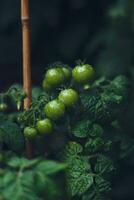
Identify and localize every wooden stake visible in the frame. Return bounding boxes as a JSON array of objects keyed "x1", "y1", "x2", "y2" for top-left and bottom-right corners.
[
  {"x1": 21, "y1": 0, "x2": 31, "y2": 109},
  {"x1": 21, "y1": 0, "x2": 33, "y2": 159}
]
